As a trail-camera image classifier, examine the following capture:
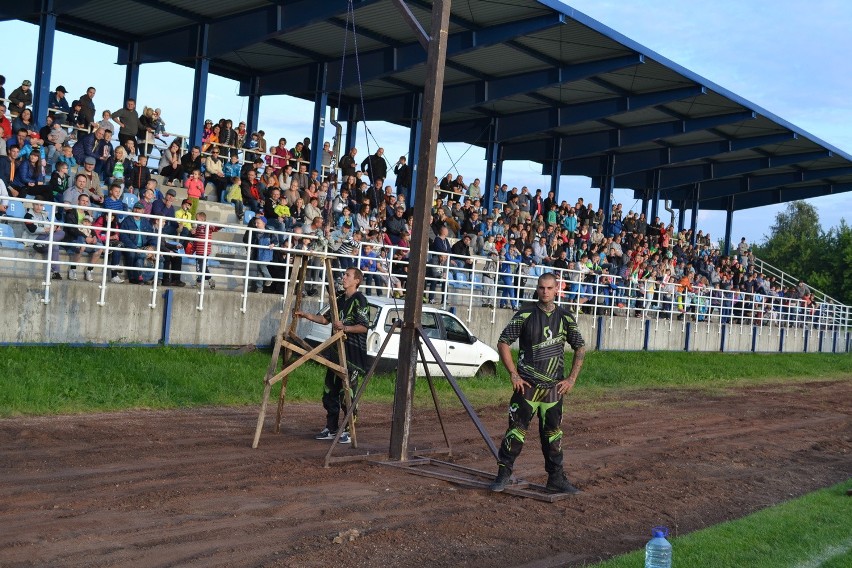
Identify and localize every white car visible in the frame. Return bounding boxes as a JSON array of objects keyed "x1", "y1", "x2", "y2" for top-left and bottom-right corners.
[{"x1": 301, "y1": 297, "x2": 499, "y2": 378}]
